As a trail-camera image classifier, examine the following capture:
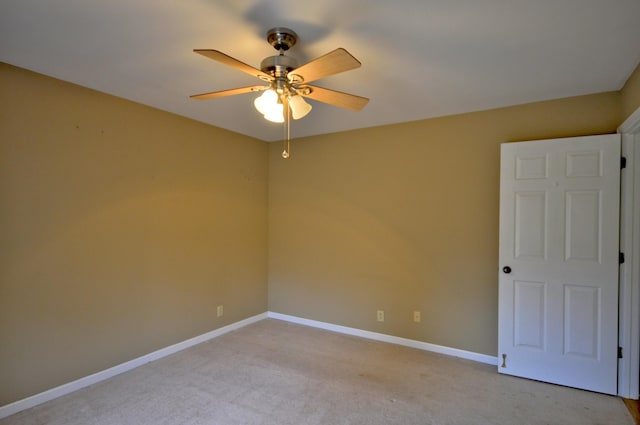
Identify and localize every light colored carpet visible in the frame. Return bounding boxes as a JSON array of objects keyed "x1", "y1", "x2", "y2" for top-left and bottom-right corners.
[{"x1": 1, "y1": 319, "x2": 633, "y2": 425}]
